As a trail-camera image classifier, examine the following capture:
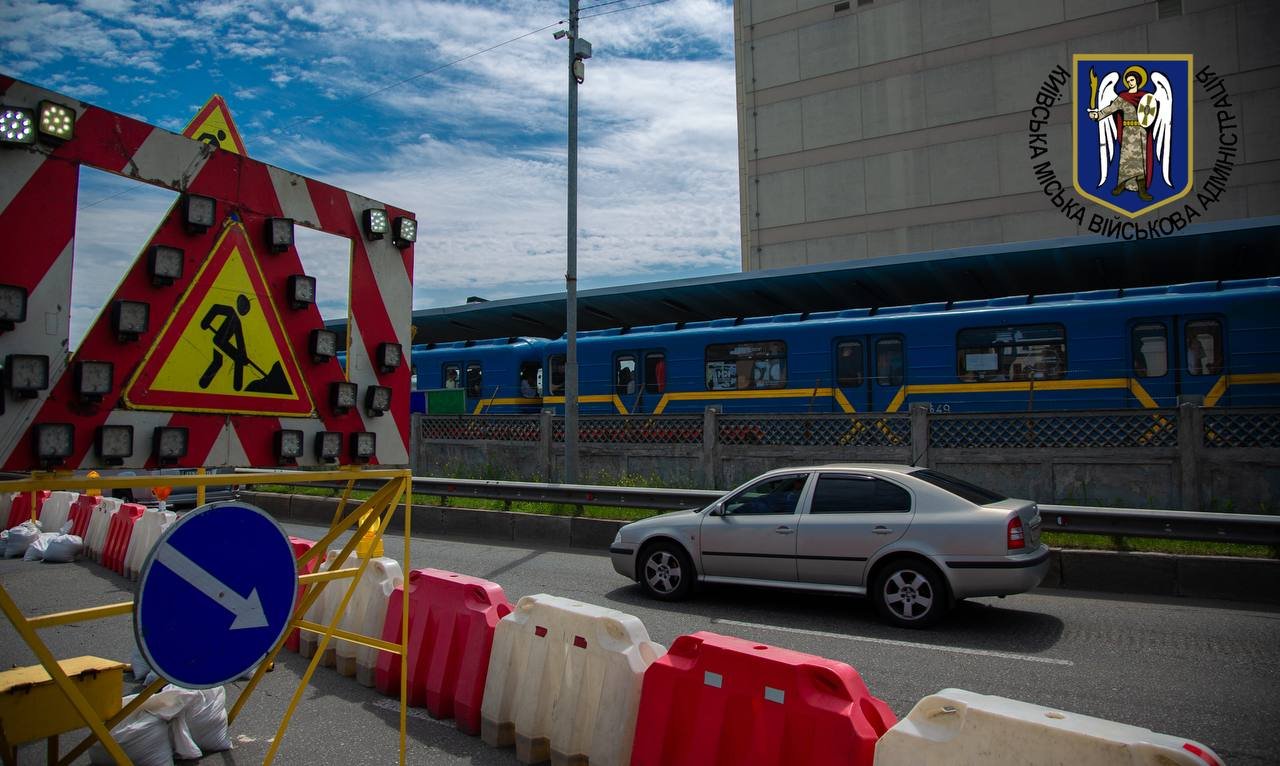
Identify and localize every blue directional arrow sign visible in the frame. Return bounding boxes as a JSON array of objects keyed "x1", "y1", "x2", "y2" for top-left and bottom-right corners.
[{"x1": 135, "y1": 501, "x2": 299, "y2": 688}]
